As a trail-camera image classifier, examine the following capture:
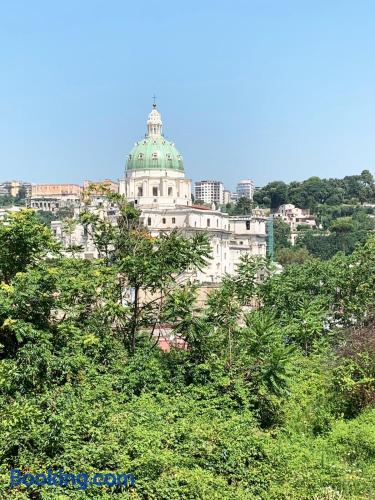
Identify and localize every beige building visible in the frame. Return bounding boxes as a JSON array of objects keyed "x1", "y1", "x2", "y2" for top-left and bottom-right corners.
[
  {"x1": 223, "y1": 189, "x2": 232, "y2": 205},
  {"x1": 30, "y1": 181, "x2": 119, "y2": 213},
  {"x1": 0, "y1": 180, "x2": 31, "y2": 198},
  {"x1": 29, "y1": 184, "x2": 81, "y2": 212},
  {"x1": 31, "y1": 184, "x2": 81, "y2": 197}
]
